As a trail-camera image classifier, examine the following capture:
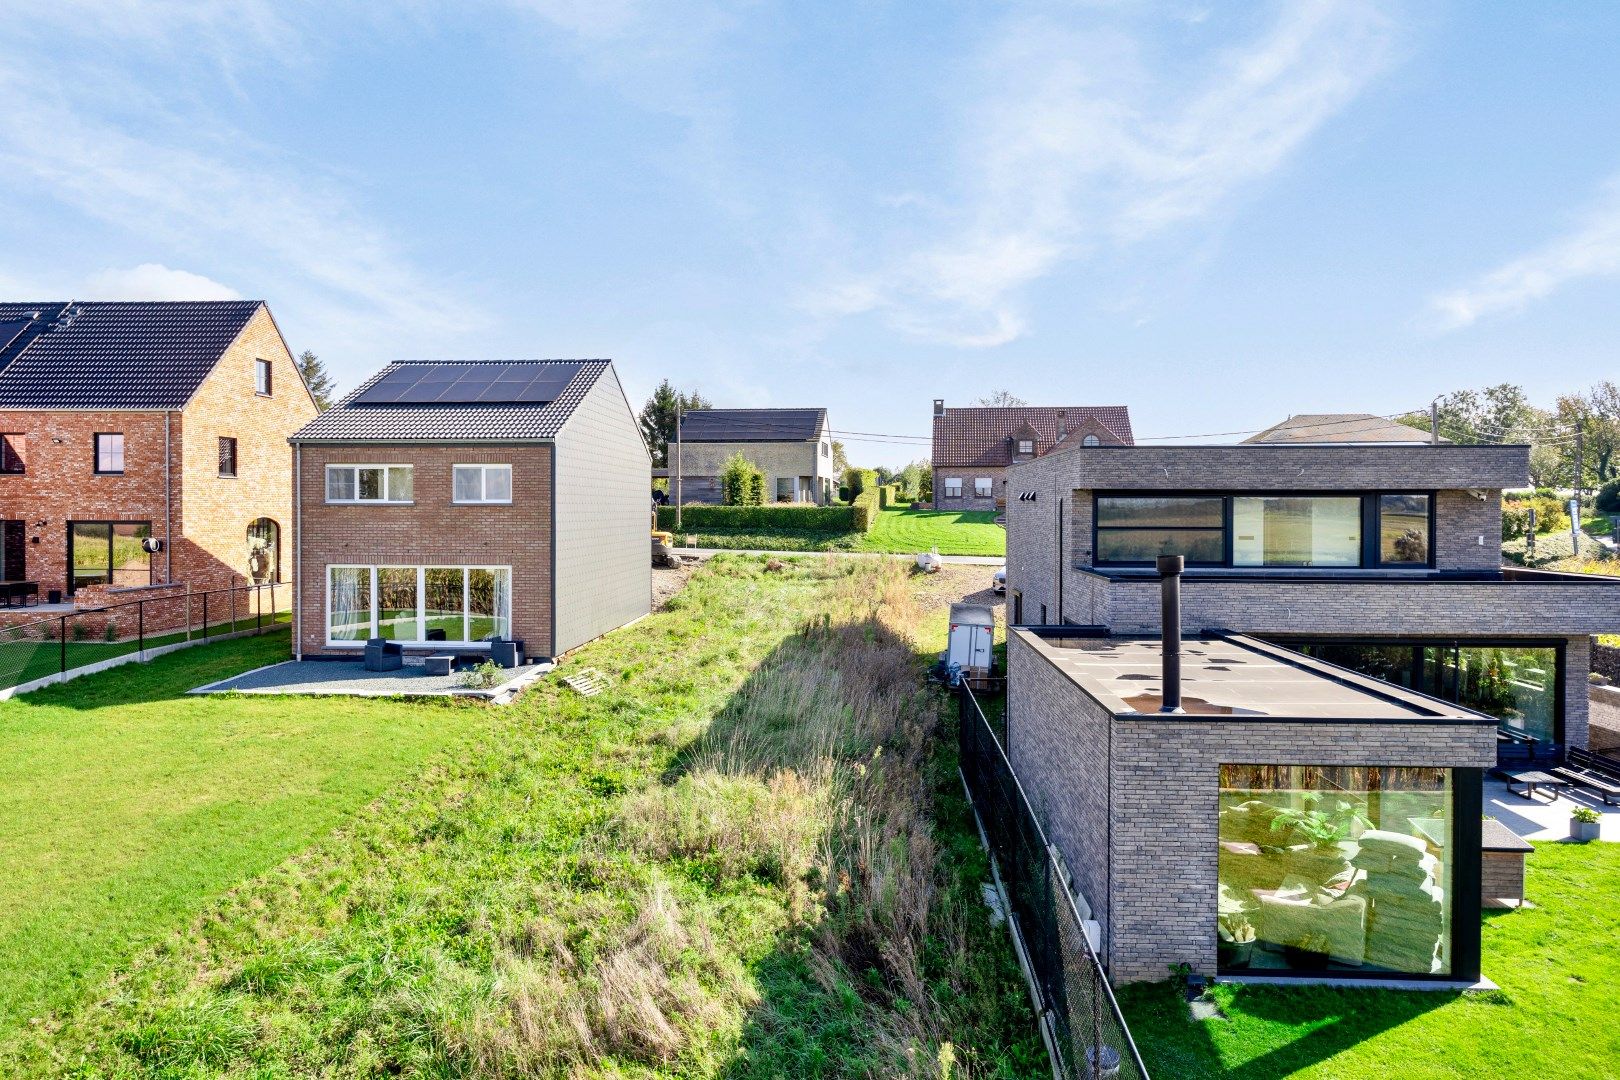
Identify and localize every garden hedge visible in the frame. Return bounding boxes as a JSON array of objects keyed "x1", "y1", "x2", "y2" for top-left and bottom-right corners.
[{"x1": 658, "y1": 504, "x2": 861, "y2": 531}]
